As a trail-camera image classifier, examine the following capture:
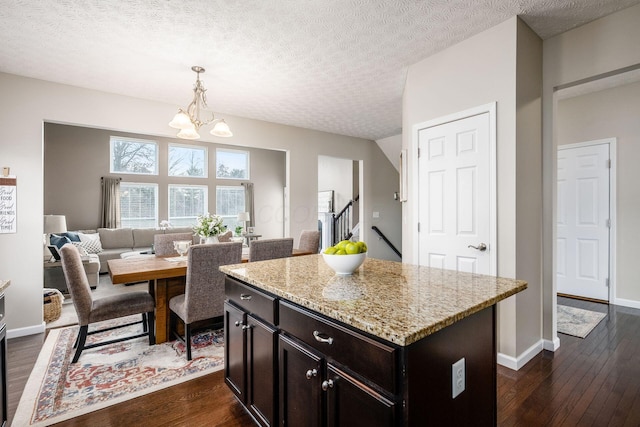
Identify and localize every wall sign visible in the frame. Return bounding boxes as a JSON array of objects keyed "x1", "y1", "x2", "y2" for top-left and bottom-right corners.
[{"x1": 0, "y1": 176, "x2": 17, "y2": 233}]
